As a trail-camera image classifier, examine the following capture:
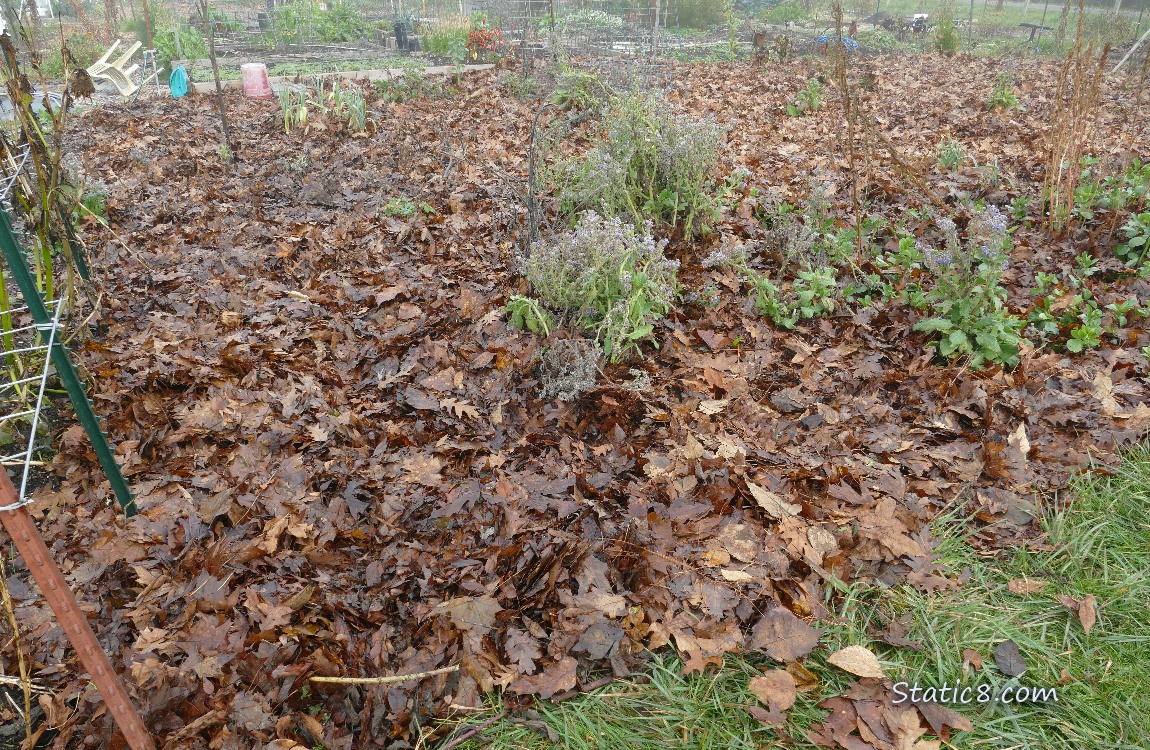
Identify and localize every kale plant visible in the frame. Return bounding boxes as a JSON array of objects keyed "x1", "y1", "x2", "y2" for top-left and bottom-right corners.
[{"x1": 786, "y1": 79, "x2": 823, "y2": 117}]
